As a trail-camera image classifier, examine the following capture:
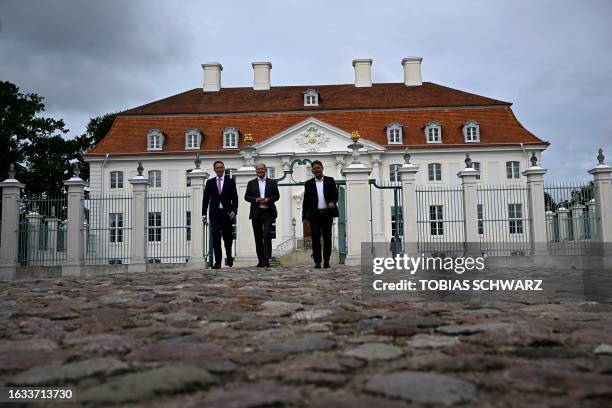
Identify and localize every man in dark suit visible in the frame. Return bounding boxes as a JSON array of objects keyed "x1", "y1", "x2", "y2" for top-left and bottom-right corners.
[
  {"x1": 302, "y1": 160, "x2": 339, "y2": 269},
  {"x1": 202, "y1": 160, "x2": 238, "y2": 269},
  {"x1": 245, "y1": 163, "x2": 280, "y2": 267}
]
